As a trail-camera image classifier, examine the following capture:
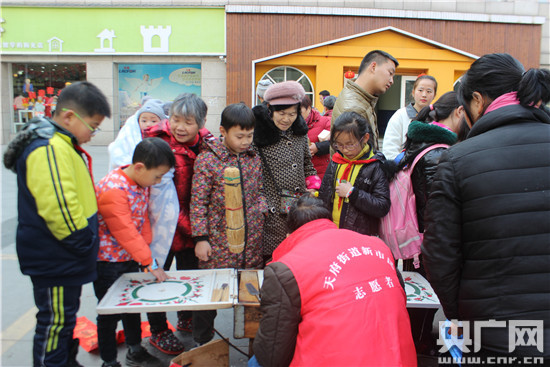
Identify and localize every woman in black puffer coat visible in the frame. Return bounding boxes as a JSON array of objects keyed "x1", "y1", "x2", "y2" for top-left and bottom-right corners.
[{"x1": 422, "y1": 54, "x2": 550, "y2": 362}]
